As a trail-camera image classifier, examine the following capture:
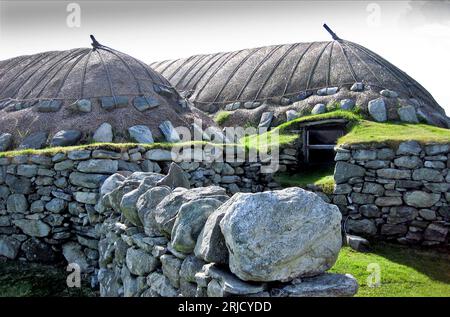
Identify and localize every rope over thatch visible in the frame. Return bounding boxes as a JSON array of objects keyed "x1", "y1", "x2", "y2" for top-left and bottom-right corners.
[
  {"x1": 150, "y1": 27, "x2": 443, "y2": 115},
  {"x1": 0, "y1": 35, "x2": 174, "y2": 104}
]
